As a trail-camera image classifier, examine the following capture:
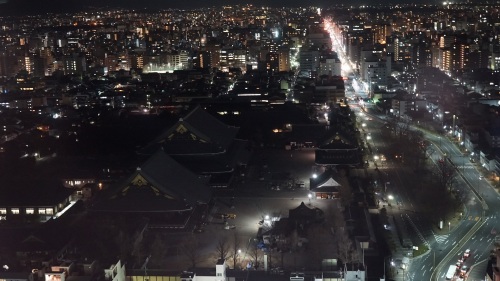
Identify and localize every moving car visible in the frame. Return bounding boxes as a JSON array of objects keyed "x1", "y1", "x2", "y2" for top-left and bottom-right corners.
[
  {"x1": 460, "y1": 265, "x2": 468, "y2": 277},
  {"x1": 463, "y1": 249, "x2": 471, "y2": 259}
]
